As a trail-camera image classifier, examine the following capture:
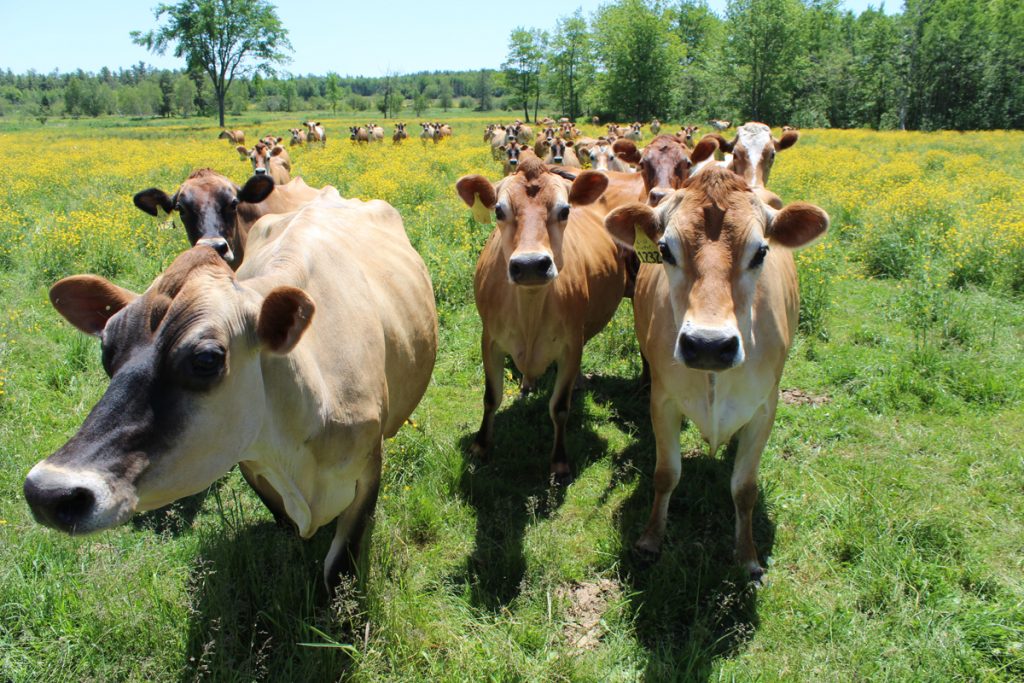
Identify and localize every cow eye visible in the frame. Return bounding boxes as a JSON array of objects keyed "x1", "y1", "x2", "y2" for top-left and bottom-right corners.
[
  {"x1": 190, "y1": 348, "x2": 225, "y2": 377},
  {"x1": 749, "y1": 244, "x2": 769, "y2": 269},
  {"x1": 658, "y1": 240, "x2": 676, "y2": 266},
  {"x1": 557, "y1": 205, "x2": 570, "y2": 222},
  {"x1": 495, "y1": 205, "x2": 506, "y2": 221}
]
